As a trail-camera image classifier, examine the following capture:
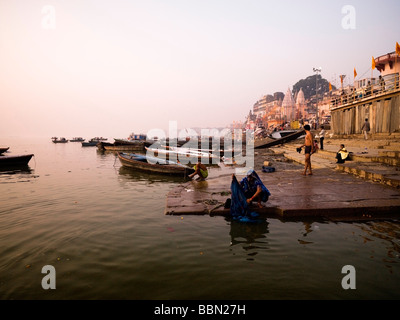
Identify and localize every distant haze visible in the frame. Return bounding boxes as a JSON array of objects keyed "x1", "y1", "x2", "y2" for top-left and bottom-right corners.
[{"x1": 1, "y1": 0, "x2": 399, "y2": 139}]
